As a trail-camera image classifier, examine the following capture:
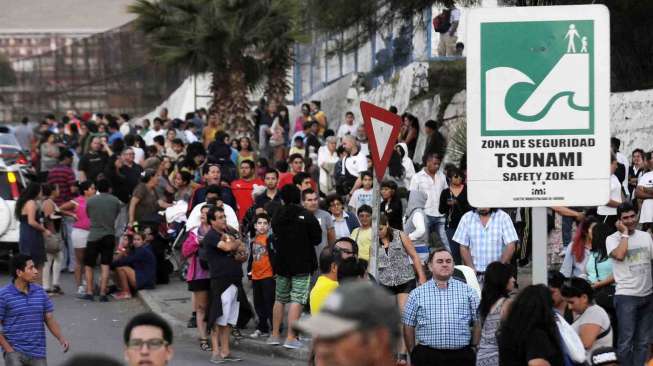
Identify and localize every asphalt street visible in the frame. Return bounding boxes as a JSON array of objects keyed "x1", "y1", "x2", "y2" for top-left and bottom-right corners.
[{"x1": 0, "y1": 271, "x2": 299, "y2": 366}]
